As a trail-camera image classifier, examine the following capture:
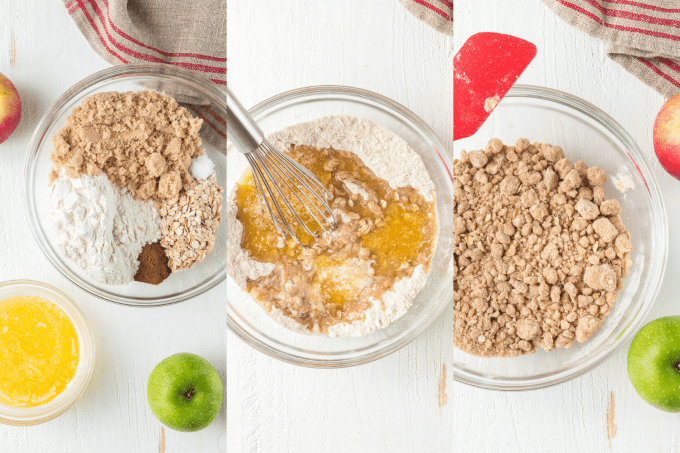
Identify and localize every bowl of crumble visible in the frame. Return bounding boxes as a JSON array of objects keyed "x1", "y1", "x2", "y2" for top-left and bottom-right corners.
[{"x1": 452, "y1": 85, "x2": 667, "y2": 390}]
